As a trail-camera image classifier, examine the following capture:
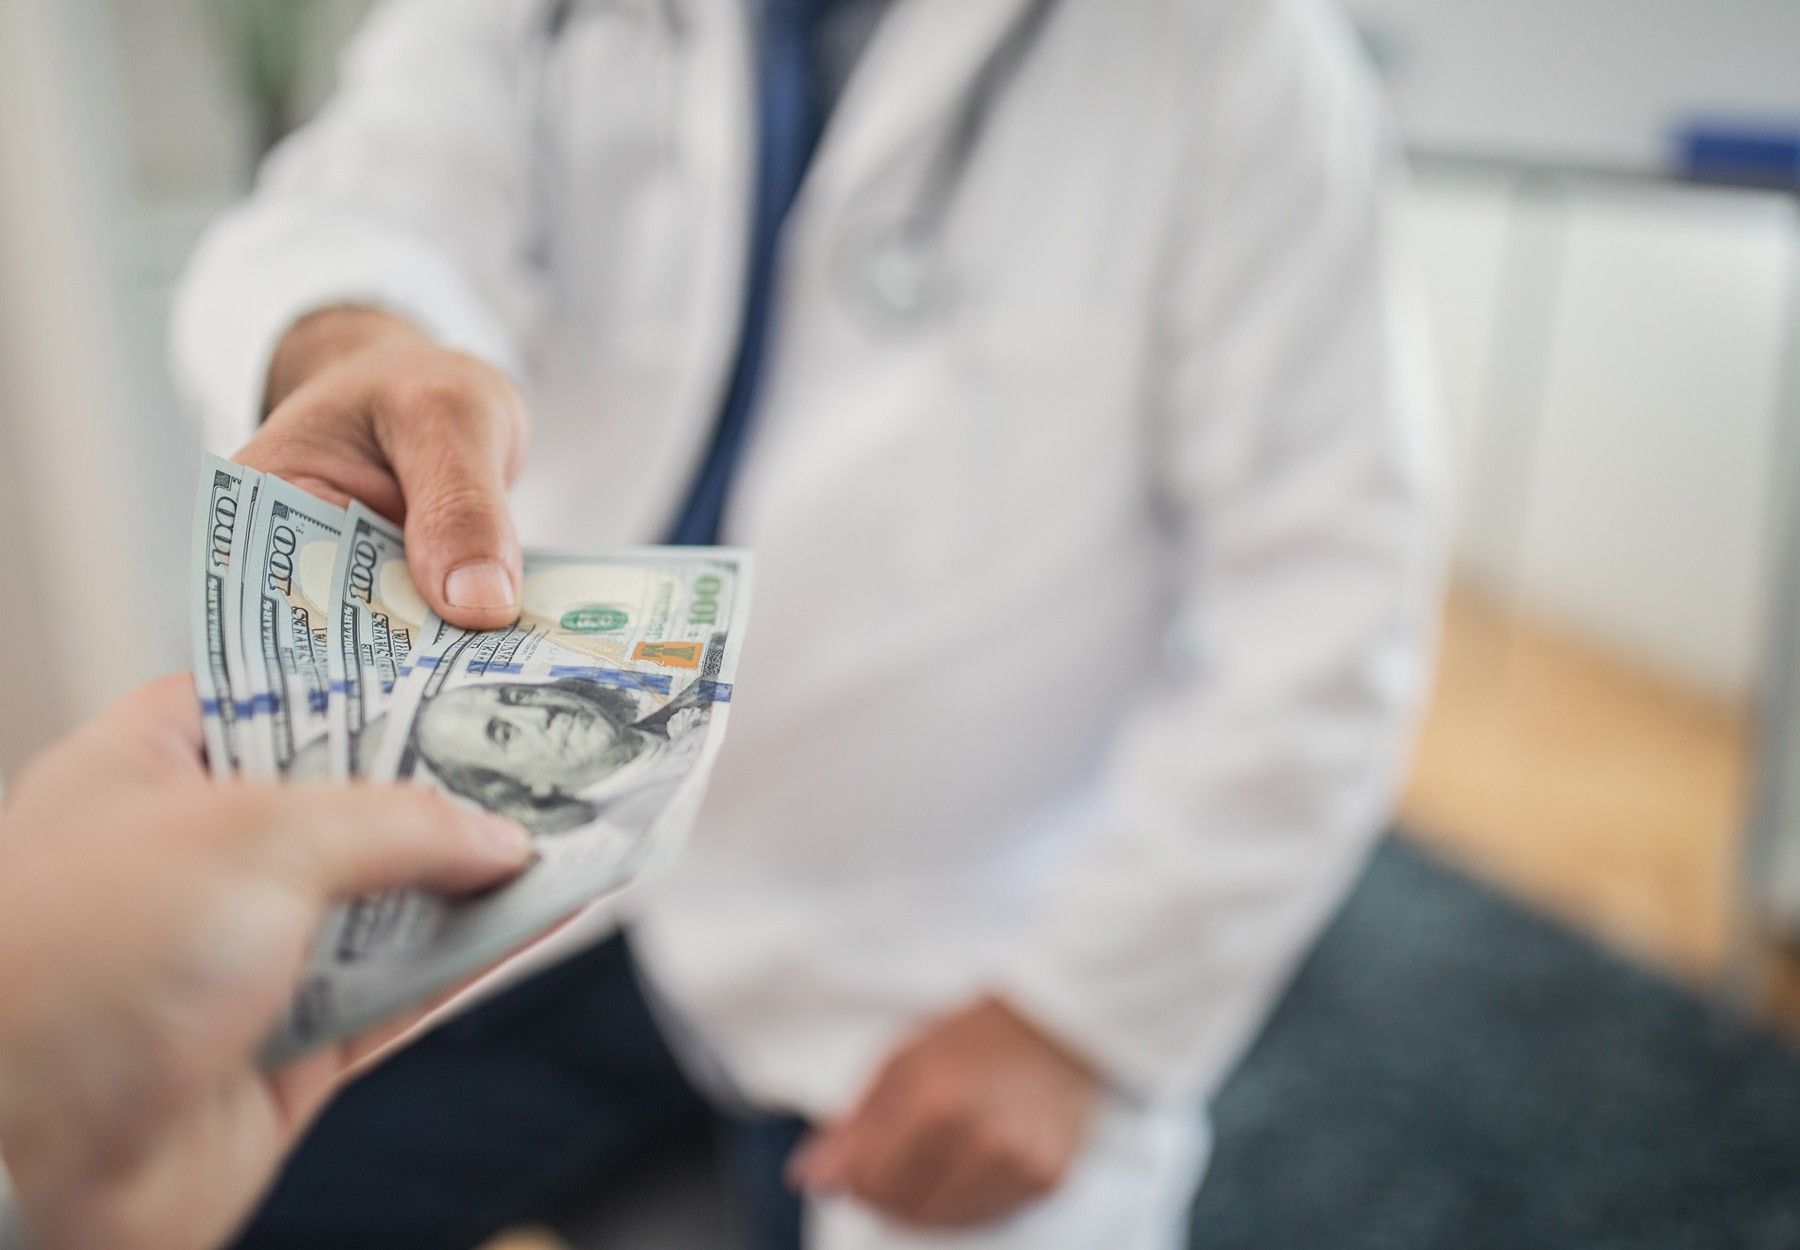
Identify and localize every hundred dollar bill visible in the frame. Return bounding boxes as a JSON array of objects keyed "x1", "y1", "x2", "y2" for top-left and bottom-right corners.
[
  {"x1": 237, "y1": 476, "x2": 346, "y2": 780},
  {"x1": 189, "y1": 455, "x2": 260, "y2": 776},
  {"x1": 325, "y1": 503, "x2": 429, "y2": 779},
  {"x1": 266, "y1": 549, "x2": 750, "y2": 1060},
  {"x1": 216, "y1": 465, "x2": 272, "y2": 776}
]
